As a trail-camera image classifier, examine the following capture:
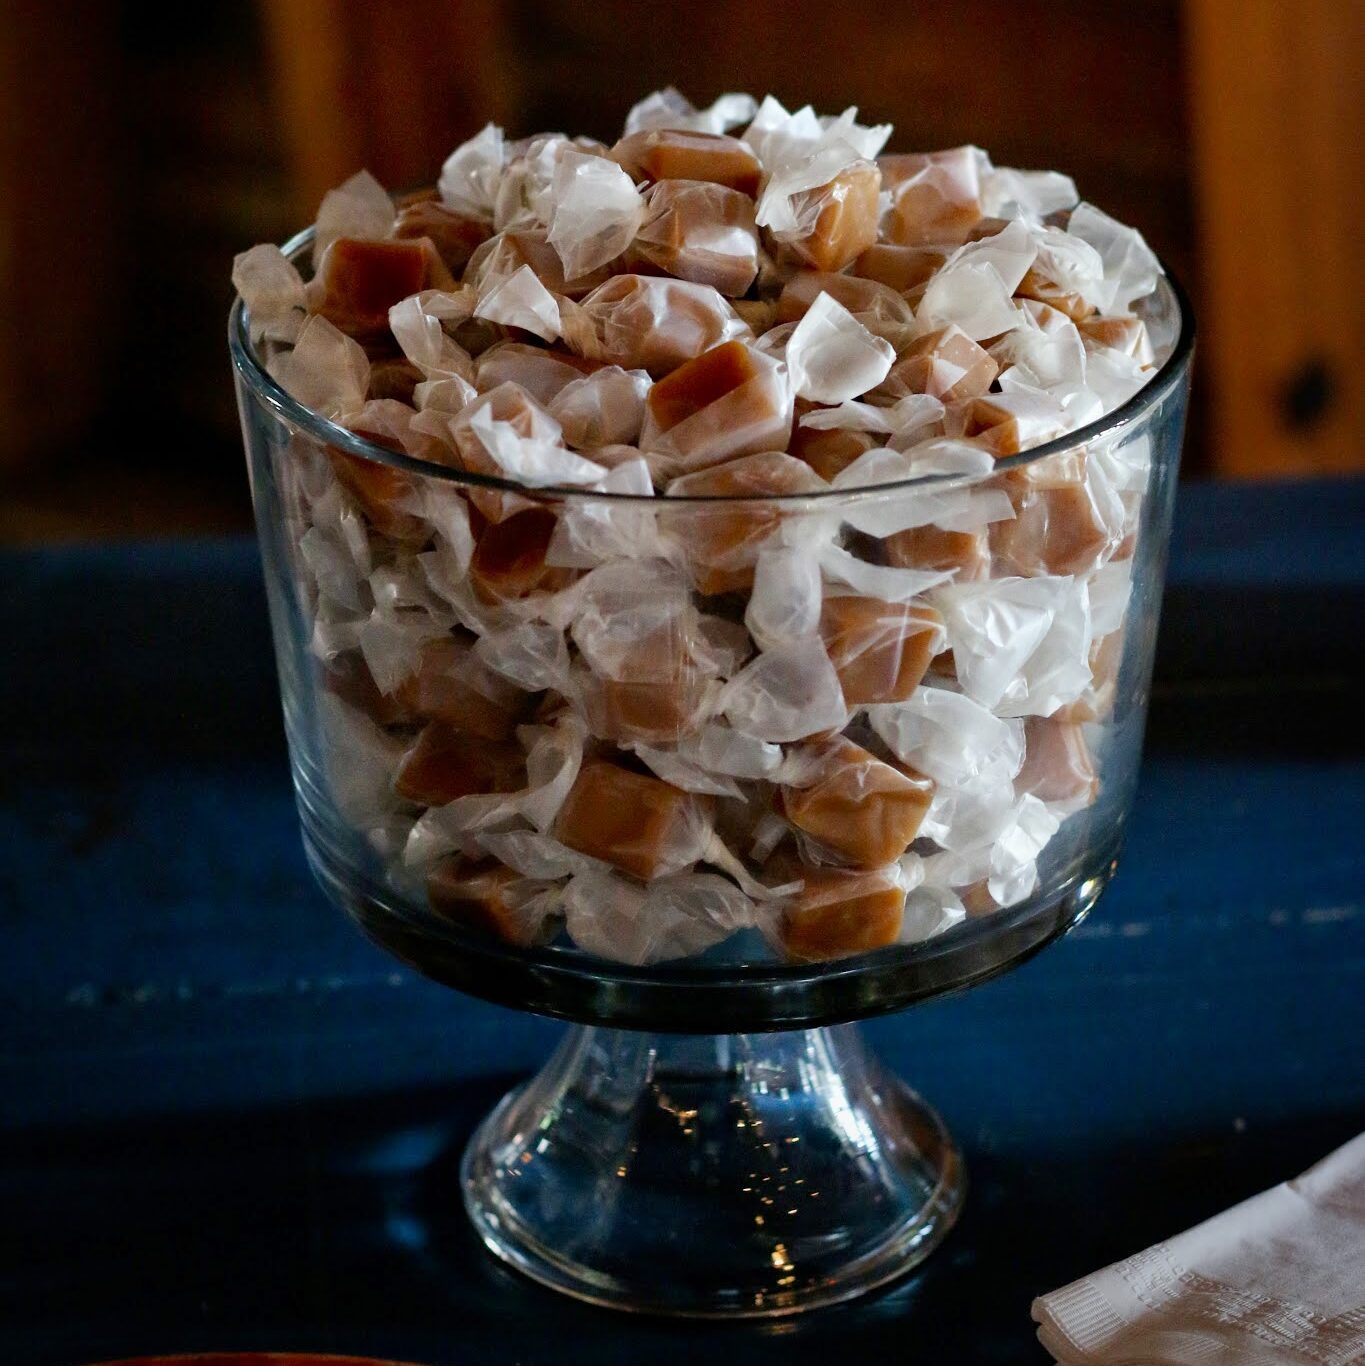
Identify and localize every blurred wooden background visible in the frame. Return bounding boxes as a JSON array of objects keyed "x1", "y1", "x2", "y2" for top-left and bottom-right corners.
[{"x1": 1, "y1": 0, "x2": 1360, "y2": 543}]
